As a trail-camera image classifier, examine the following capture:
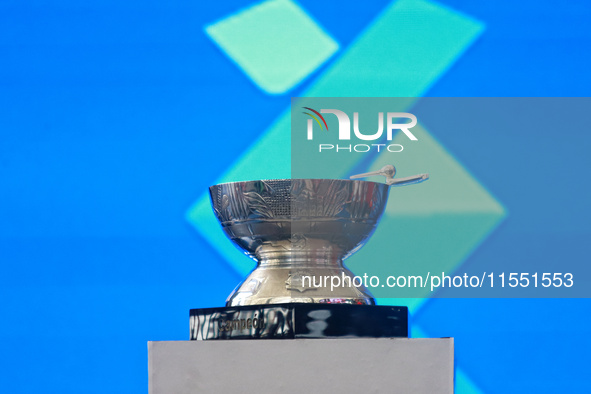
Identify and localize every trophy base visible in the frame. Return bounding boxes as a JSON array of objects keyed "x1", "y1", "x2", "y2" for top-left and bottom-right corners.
[{"x1": 190, "y1": 303, "x2": 407, "y2": 340}]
